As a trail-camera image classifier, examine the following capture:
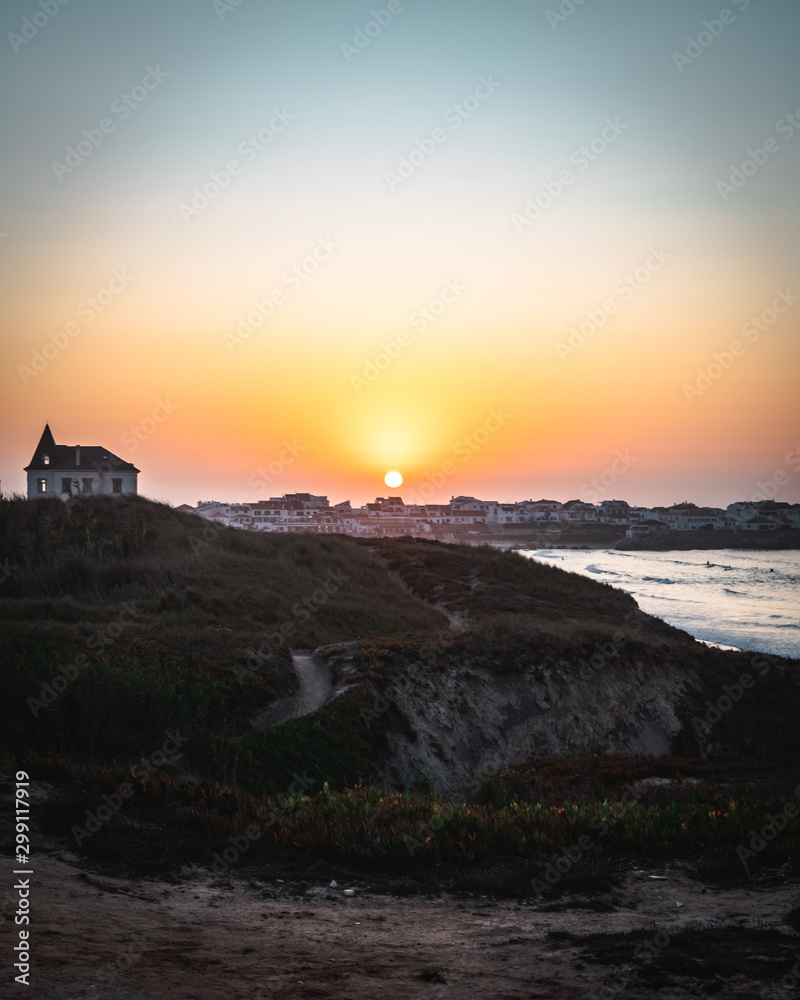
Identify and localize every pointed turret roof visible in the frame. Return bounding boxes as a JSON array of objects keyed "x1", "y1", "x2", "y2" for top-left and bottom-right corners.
[
  {"x1": 26, "y1": 423, "x2": 56, "y2": 469},
  {"x1": 24, "y1": 425, "x2": 139, "y2": 473}
]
